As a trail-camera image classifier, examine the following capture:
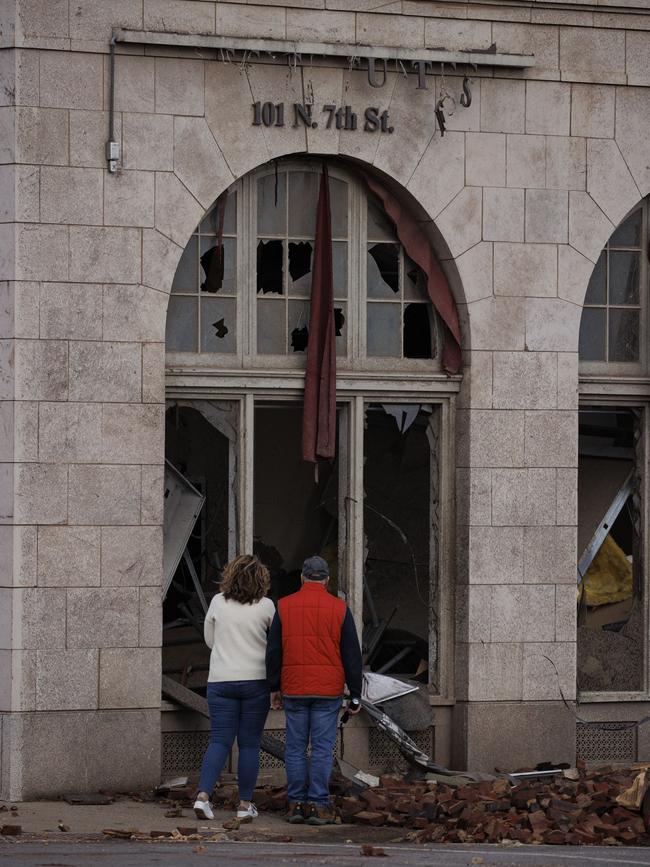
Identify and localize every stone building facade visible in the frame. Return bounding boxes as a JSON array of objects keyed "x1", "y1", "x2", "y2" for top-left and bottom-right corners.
[{"x1": 2, "y1": 0, "x2": 650, "y2": 800}]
